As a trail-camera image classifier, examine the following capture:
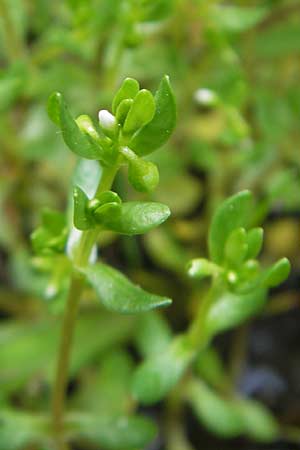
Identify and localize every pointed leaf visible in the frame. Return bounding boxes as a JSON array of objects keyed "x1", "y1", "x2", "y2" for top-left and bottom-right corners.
[
  {"x1": 209, "y1": 190, "x2": 253, "y2": 264},
  {"x1": 47, "y1": 92, "x2": 106, "y2": 160},
  {"x1": 263, "y1": 257, "x2": 290, "y2": 288},
  {"x1": 130, "y1": 75, "x2": 176, "y2": 155},
  {"x1": 84, "y1": 262, "x2": 172, "y2": 314},
  {"x1": 73, "y1": 186, "x2": 94, "y2": 230}
]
